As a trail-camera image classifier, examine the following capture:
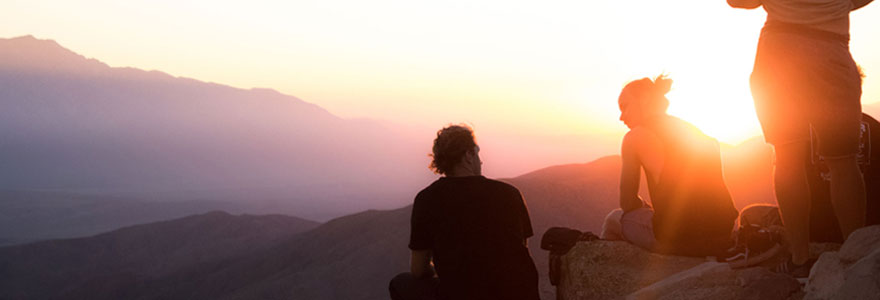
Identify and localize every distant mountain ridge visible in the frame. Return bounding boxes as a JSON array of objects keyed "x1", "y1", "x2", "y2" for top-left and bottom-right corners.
[
  {"x1": 0, "y1": 35, "x2": 432, "y2": 221},
  {"x1": 0, "y1": 146, "x2": 779, "y2": 299},
  {"x1": 0, "y1": 211, "x2": 319, "y2": 299},
  {"x1": 0, "y1": 155, "x2": 624, "y2": 300},
  {"x1": 0, "y1": 189, "x2": 329, "y2": 246}
]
